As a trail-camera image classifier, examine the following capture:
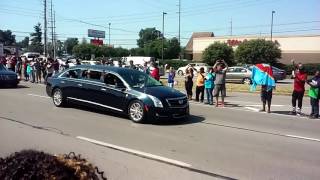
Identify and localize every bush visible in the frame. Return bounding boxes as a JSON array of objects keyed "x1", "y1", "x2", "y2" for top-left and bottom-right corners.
[{"x1": 159, "y1": 59, "x2": 189, "y2": 70}]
